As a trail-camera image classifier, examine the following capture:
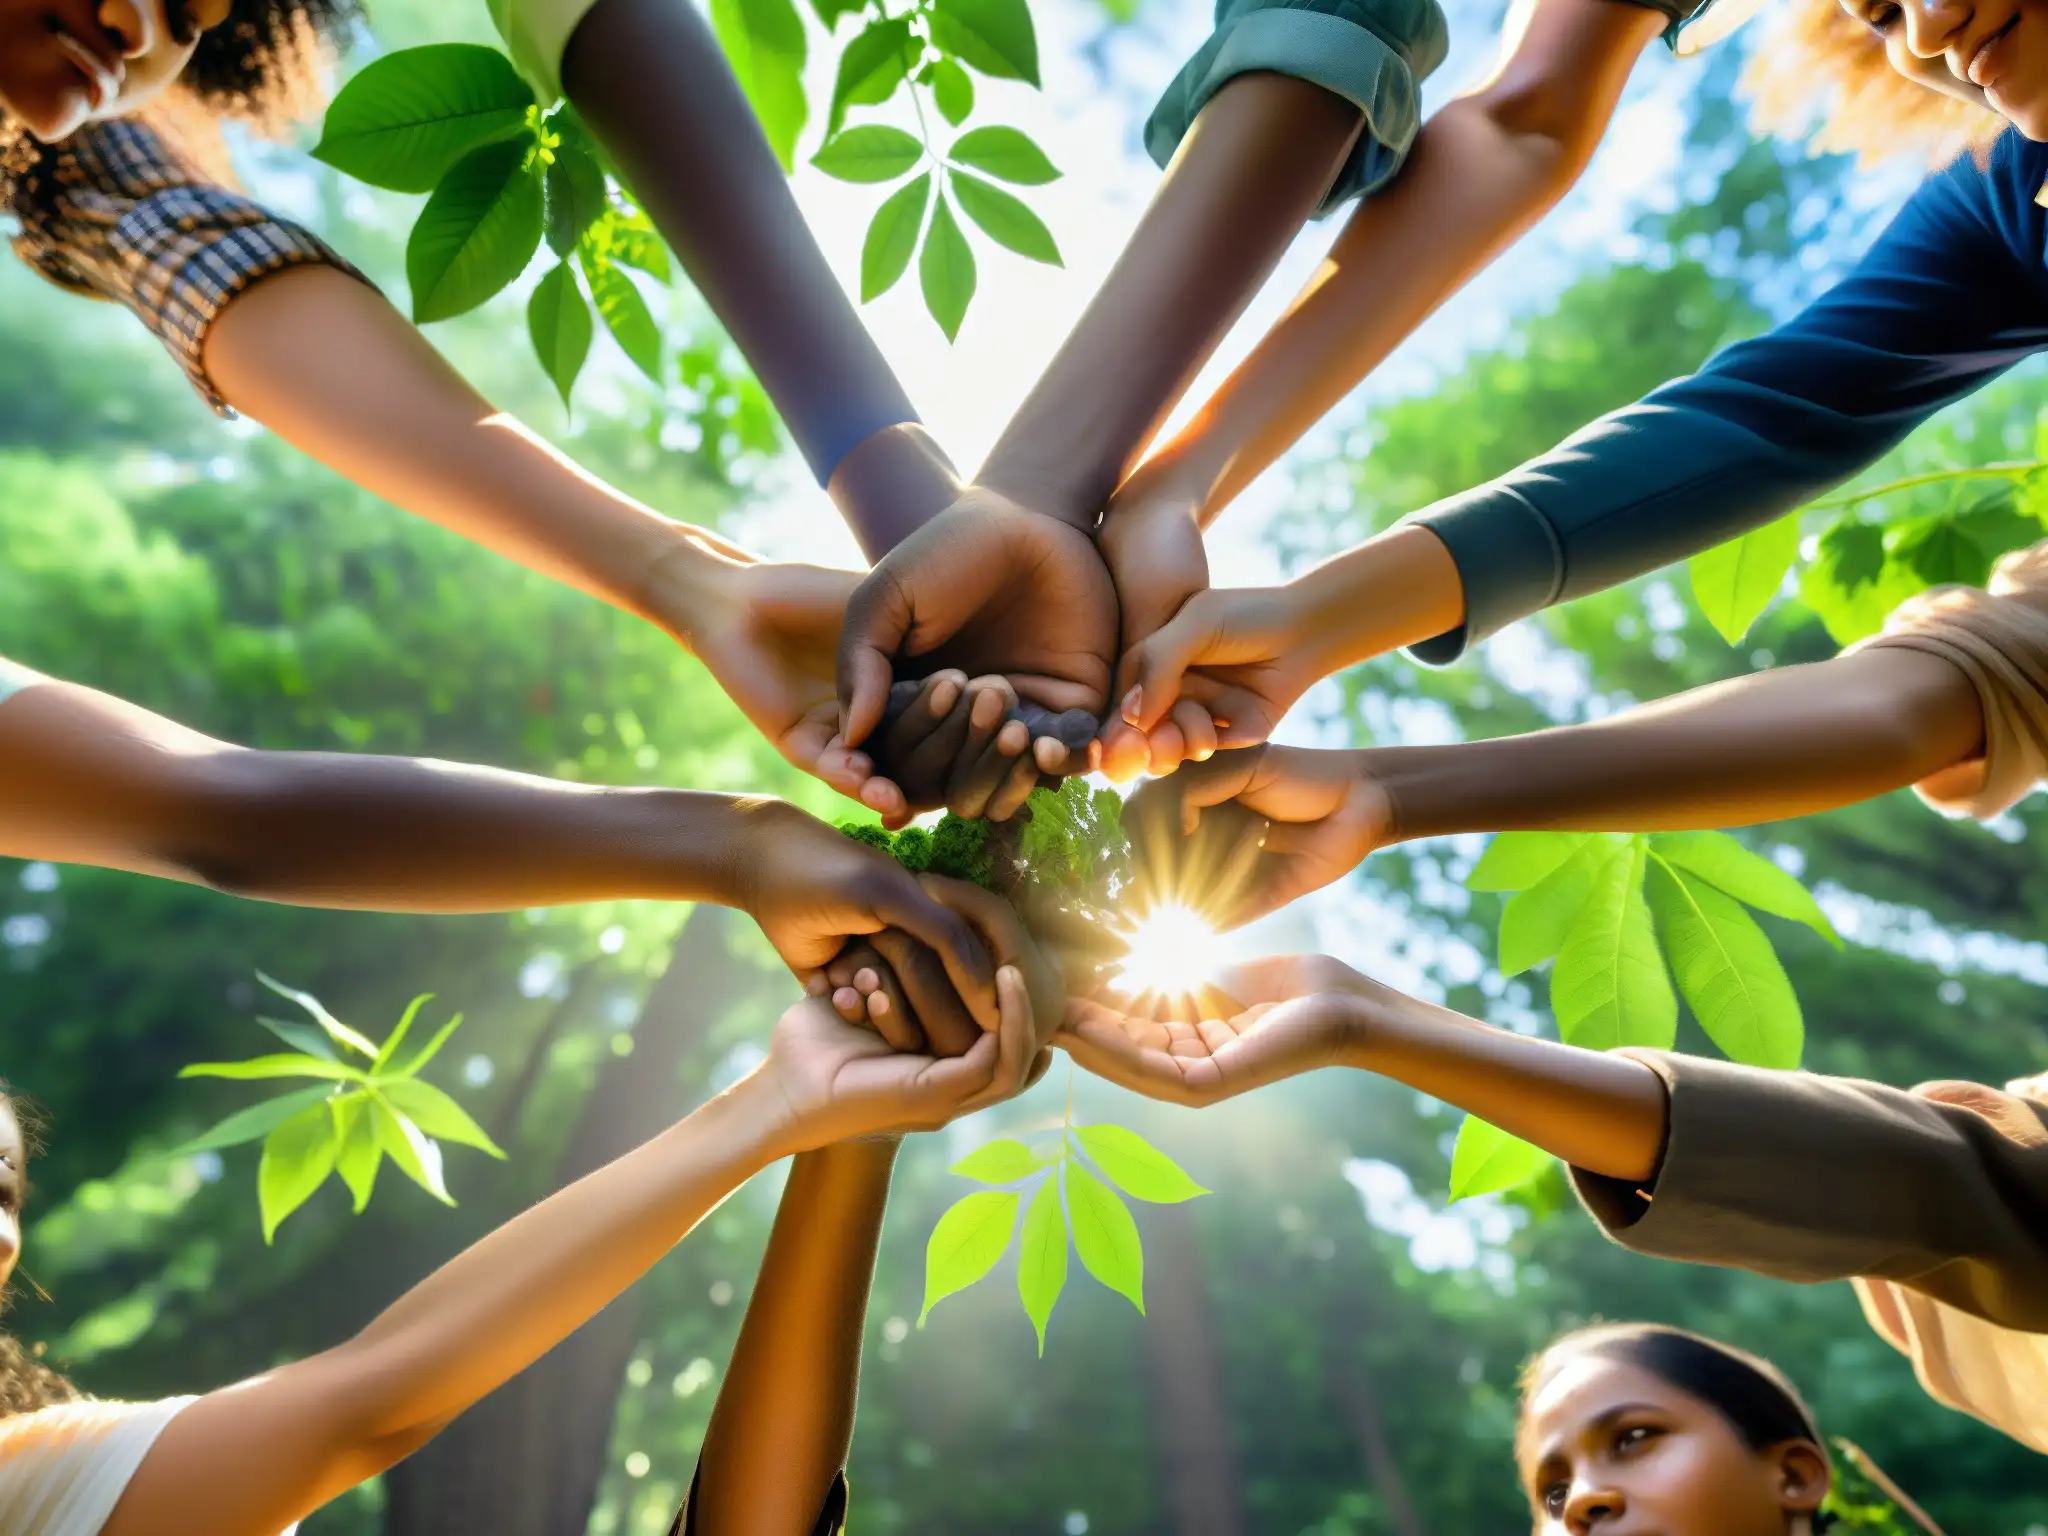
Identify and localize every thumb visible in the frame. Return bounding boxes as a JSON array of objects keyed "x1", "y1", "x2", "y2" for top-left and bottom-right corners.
[
  {"x1": 838, "y1": 569, "x2": 913, "y2": 748},
  {"x1": 1119, "y1": 610, "x2": 1204, "y2": 736}
]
